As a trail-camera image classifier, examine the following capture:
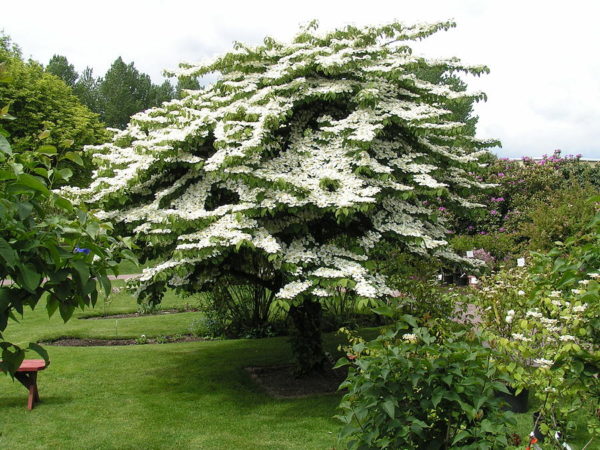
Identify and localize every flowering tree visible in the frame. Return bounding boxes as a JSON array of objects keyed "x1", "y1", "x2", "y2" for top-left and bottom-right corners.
[{"x1": 65, "y1": 21, "x2": 493, "y2": 372}]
